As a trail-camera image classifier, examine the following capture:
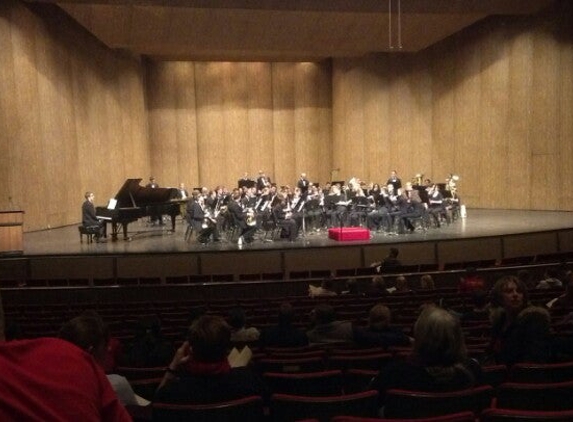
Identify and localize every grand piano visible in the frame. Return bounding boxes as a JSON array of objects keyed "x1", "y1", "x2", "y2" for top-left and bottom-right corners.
[{"x1": 96, "y1": 178, "x2": 184, "y2": 241}]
